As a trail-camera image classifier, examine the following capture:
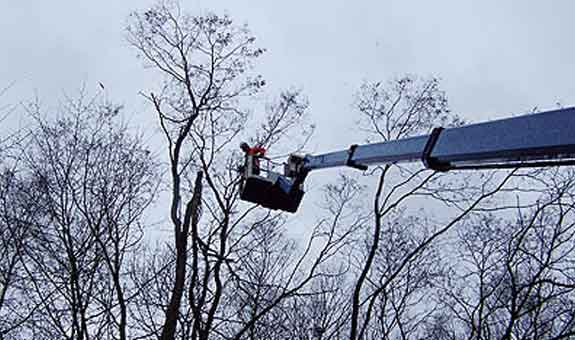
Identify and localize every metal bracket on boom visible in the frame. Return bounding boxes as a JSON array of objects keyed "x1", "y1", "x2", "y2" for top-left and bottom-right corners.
[
  {"x1": 346, "y1": 144, "x2": 368, "y2": 171},
  {"x1": 422, "y1": 127, "x2": 451, "y2": 172}
]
